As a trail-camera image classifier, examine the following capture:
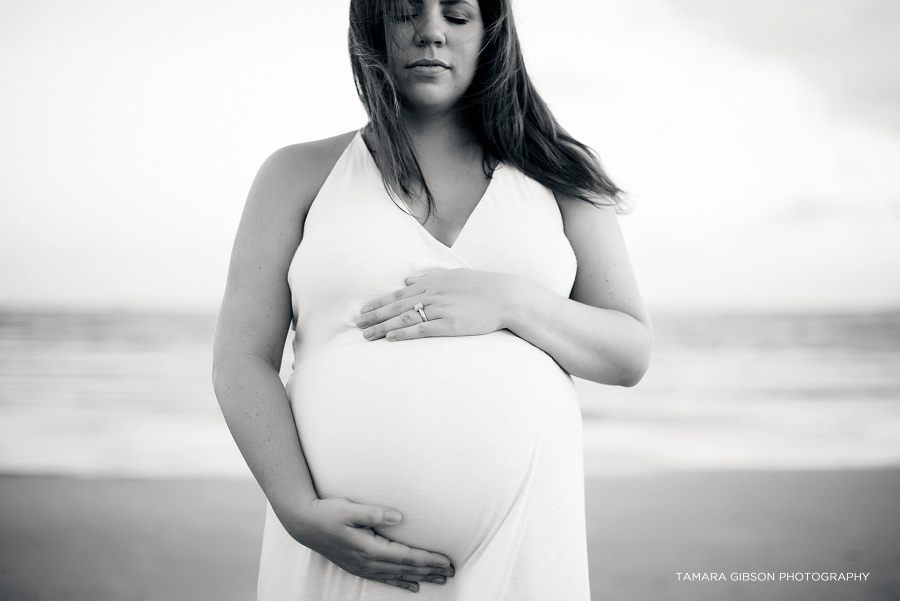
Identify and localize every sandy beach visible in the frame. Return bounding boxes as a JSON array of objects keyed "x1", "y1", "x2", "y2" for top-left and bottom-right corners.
[
  {"x1": 1, "y1": 470, "x2": 897, "y2": 601},
  {"x1": 1, "y1": 311, "x2": 898, "y2": 599}
]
